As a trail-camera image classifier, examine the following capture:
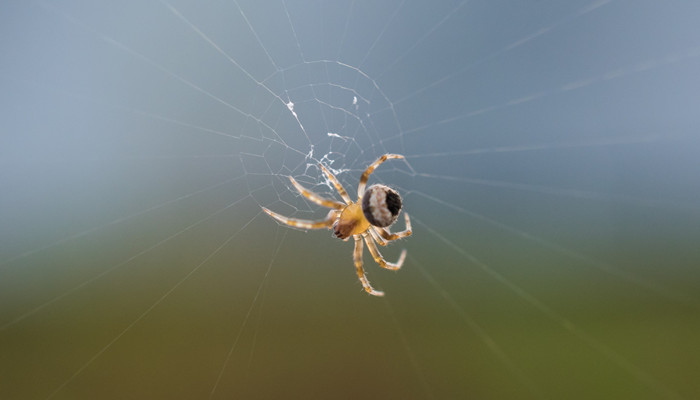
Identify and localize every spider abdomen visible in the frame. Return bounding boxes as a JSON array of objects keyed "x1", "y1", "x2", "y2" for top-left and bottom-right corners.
[{"x1": 361, "y1": 184, "x2": 402, "y2": 227}]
